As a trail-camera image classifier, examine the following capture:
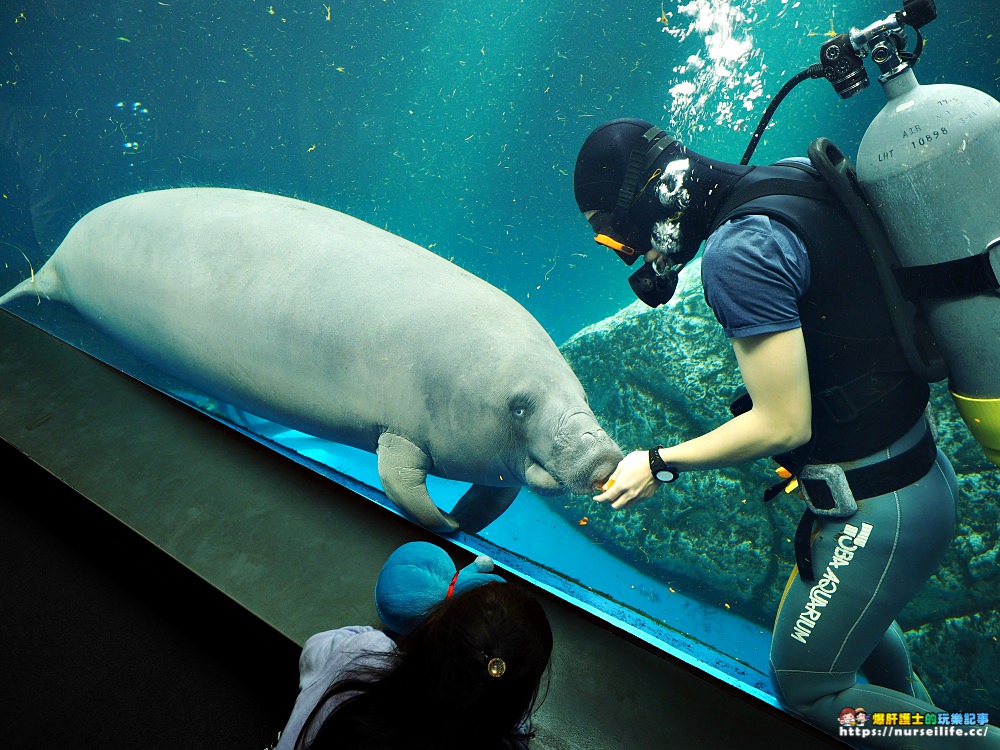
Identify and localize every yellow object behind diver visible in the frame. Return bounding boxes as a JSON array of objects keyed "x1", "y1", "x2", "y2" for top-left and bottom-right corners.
[{"x1": 951, "y1": 391, "x2": 1000, "y2": 466}]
